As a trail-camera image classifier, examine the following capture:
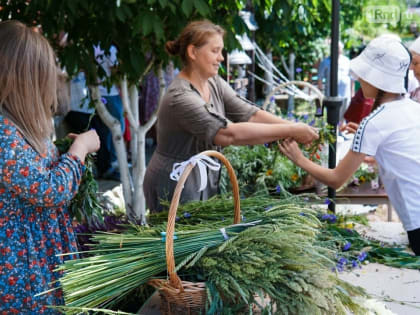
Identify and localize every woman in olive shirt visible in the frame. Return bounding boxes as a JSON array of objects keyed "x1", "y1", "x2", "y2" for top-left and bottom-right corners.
[{"x1": 144, "y1": 20, "x2": 318, "y2": 212}]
